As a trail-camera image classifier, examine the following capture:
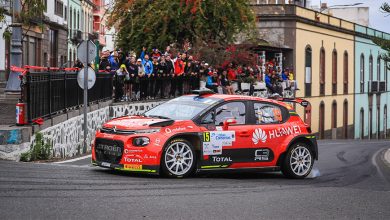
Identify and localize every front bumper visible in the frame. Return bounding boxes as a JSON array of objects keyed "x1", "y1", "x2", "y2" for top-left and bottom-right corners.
[{"x1": 92, "y1": 160, "x2": 160, "y2": 173}]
